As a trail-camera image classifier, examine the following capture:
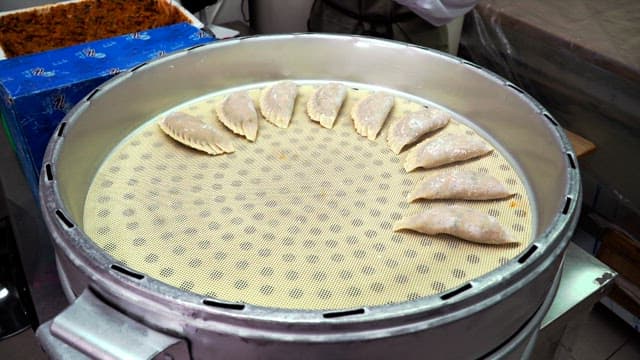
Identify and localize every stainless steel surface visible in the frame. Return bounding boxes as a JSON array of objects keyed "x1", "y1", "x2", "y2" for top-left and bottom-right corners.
[
  {"x1": 487, "y1": 257, "x2": 562, "y2": 360},
  {"x1": 37, "y1": 322, "x2": 95, "y2": 360},
  {"x1": 38, "y1": 34, "x2": 581, "y2": 359},
  {"x1": 55, "y1": 256, "x2": 75, "y2": 303},
  {"x1": 42, "y1": 290, "x2": 189, "y2": 360},
  {"x1": 541, "y1": 242, "x2": 616, "y2": 328},
  {"x1": 532, "y1": 242, "x2": 617, "y2": 360}
]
